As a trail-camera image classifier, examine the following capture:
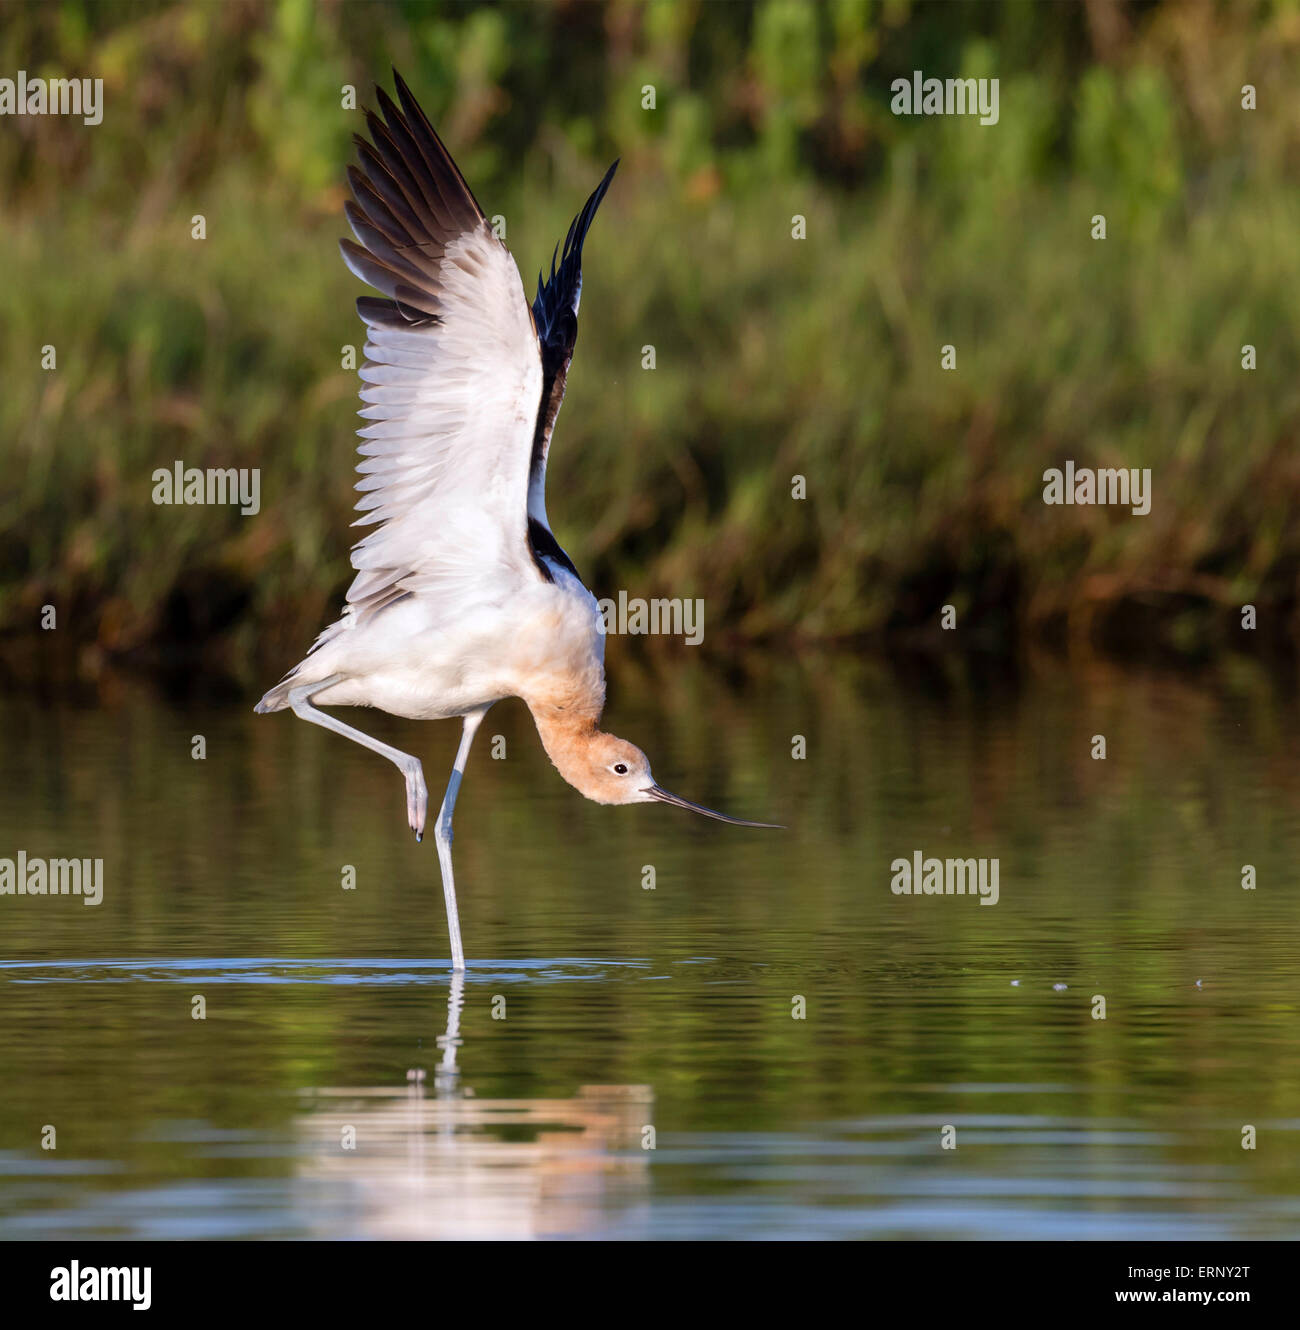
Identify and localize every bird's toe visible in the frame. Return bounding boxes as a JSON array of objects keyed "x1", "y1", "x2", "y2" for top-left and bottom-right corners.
[{"x1": 403, "y1": 767, "x2": 428, "y2": 841}]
